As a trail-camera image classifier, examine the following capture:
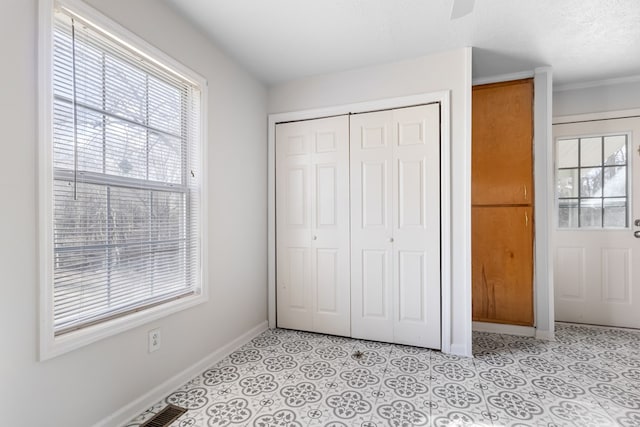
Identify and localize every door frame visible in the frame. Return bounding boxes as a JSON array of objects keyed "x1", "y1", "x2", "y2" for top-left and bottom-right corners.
[{"x1": 268, "y1": 91, "x2": 453, "y2": 353}]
